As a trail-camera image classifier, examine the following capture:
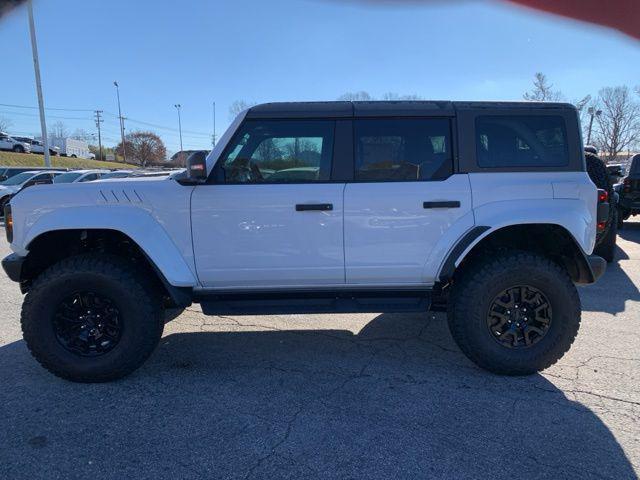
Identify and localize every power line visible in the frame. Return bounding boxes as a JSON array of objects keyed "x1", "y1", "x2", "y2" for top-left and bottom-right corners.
[
  {"x1": 0, "y1": 109, "x2": 92, "y2": 121},
  {"x1": 0, "y1": 102, "x2": 94, "y2": 112},
  {"x1": 103, "y1": 112, "x2": 211, "y2": 136}
]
